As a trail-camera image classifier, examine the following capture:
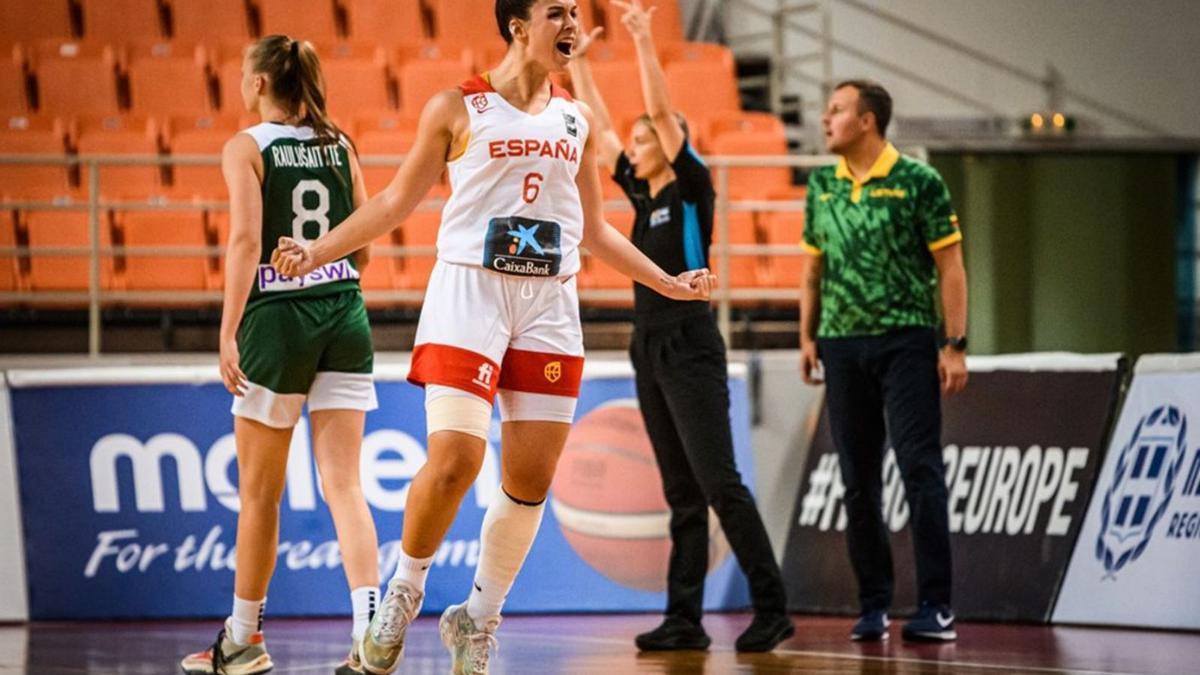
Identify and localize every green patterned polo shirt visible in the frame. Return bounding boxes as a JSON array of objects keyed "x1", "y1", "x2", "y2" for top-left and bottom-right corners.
[{"x1": 803, "y1": 143, "x2": 962, "y2": 338}]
